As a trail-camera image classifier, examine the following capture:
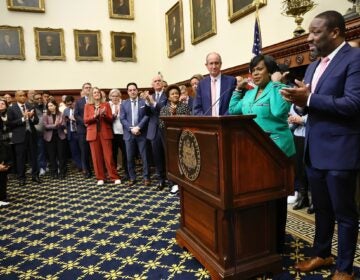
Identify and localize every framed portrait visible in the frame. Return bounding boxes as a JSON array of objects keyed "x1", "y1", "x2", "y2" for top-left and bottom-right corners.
[
  {"x1": 0, "y1": 26, "x2": 25, "y2": 60},
  {"x1": 228, "y1": 0, "x2": 267, "y2": 23},
  {"x1": 7, "y1": 0, "x2": 45, "y2": 13},
  {"x1": 111, "y1": 31, "x2": 136, "y2": 62},
  {"x1": 108, "y1": 0, "x2": 134, "y2": 20},
  {"x1": 74, "y1": 30, "x2": 102, "y2": 61},
  {"x1": 34, "y1": 27, "x2": 65, "y2": 61},
  {"x1": 190, "y1": 0, "x2": 216, "y2": 45},
  {"x1": 165, "y1": 1, "x2": 184, "y2": 58}
]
